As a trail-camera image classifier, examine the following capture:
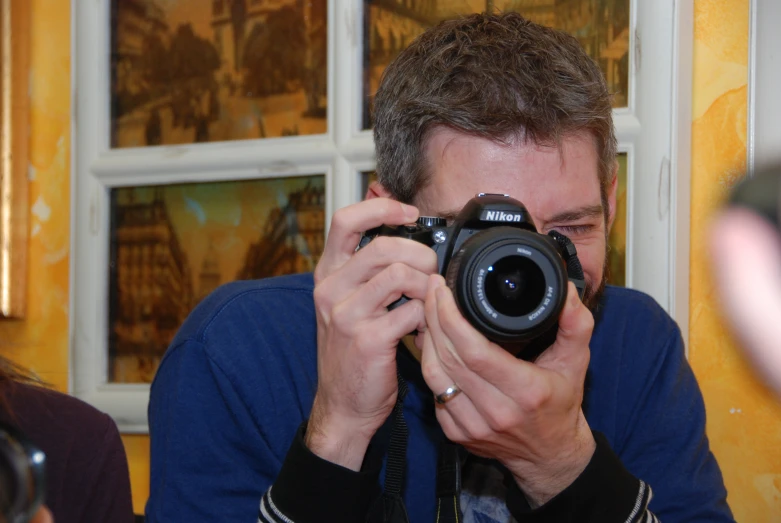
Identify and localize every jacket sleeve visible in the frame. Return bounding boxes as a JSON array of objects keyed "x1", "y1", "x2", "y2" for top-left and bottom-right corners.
[
  {"x1": 257, "y1": 424, "x2": 381, "y2": 522},
  {"x1": 147, "y1": 338, "x2": 380, "y2": 523},
  {"x1": 506, "y1": 431, "x2": 659, "y2": 523}
]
